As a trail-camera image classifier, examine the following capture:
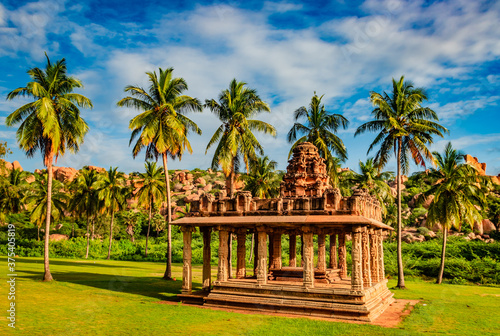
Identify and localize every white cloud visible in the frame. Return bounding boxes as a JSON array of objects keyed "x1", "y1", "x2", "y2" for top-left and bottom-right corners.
[{"x1": 0, "y1": 130, "x2": 16, "y2": 139}]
